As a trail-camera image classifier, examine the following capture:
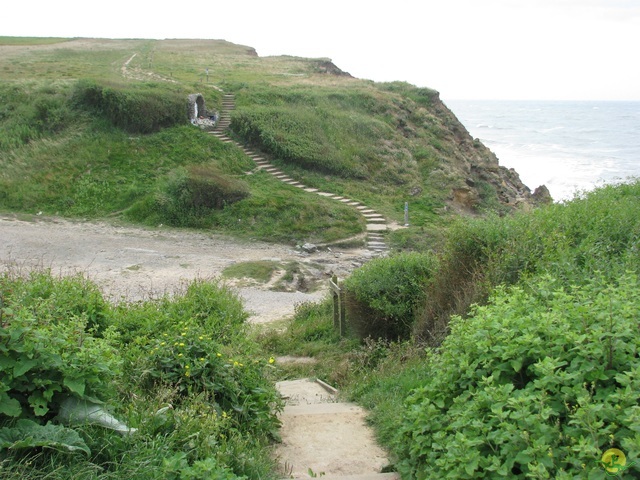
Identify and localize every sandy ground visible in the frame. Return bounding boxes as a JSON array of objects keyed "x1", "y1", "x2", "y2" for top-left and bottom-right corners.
[{"x1": 0, "y1": 214, "x2": 372, "y2": 323}]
